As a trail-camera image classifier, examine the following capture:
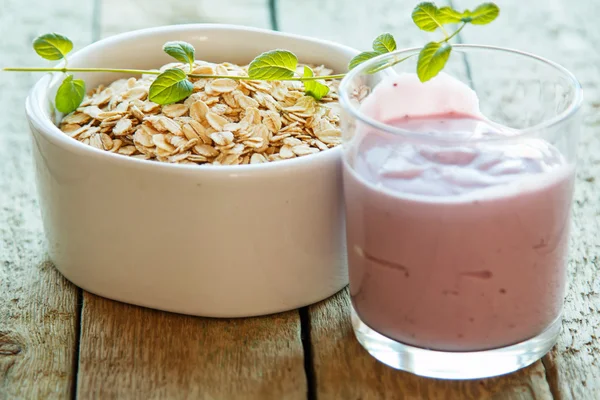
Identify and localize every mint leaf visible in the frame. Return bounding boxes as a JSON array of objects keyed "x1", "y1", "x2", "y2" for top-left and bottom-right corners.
[
  {"x1": 412, "y1": 2, "x2": 442, "y2": 32},
  {"x1": 55, "y1": 75, "x2": 85, "y2": 113},
  {"x1": 372, "y1": 33, "x2": 397, "y2": 54},
  {"x1": 248, "y1": 50, "x2": 298, "y2": 80},
  {"x1": 437, "y1": 6, "x2": 464, "y2": 23},
  {"x1": 163, "y1": 41, "x2": 196, "y2": 71},
  {"x1": 33, "y1": 33, "x2": 73, "y2": 61},
  {"x1": 417, "y1": 42, "x2": 452, "y2": 82},
  {"x1": 468, "y1": 3, "x2": 500, "y2": 25},
  {"x1": 348, "y1": 51, "x2": 380, "y2": 70},
  {"x1": 302, "y1": 66, "x2": 329, "y2": 100},
  {"x1": 149, "y1": 69, "x2": 193, "y2": 105}
]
